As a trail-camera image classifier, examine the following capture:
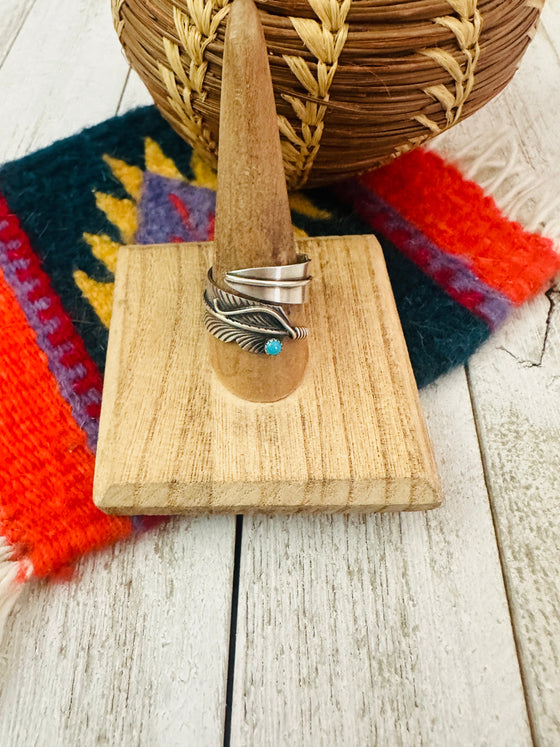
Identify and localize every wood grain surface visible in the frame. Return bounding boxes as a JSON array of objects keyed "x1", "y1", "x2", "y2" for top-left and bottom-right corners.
[
  {"x1": 94, "y1": 236, "x2": 440, "y2": 514},
  {"x1": 0, "y1": 0, "x2": 558, "y2": 744},
  {"x1": 0, "y1": 3, "x2": 237, "y2": 745},
  {"x1": 232, "y1": 369, "x2": 532, "y2": 746},
  {"x1": 0, "y1": 518, "x2": 236, "y2": 746},
  {"x1": 427, "y1": 10, "x2": 560, "y2": 739}
]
